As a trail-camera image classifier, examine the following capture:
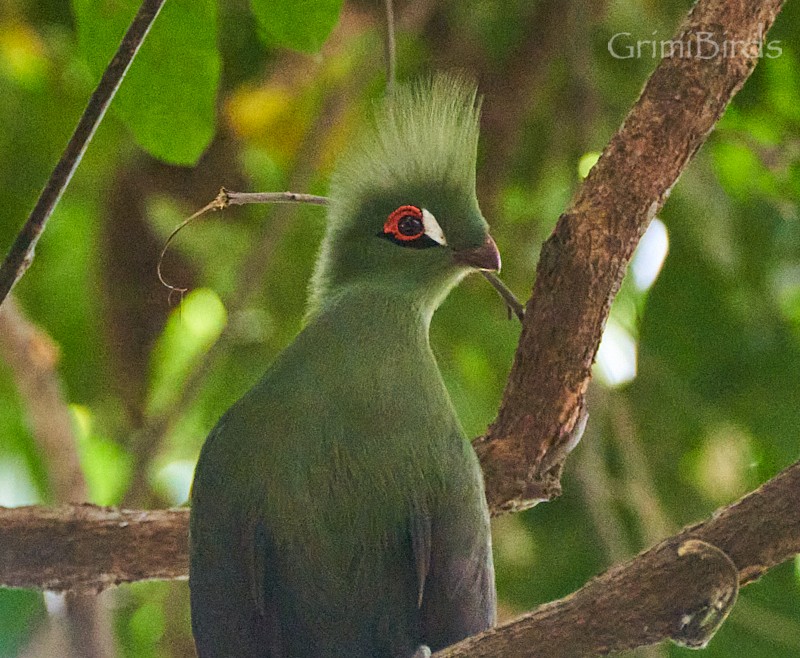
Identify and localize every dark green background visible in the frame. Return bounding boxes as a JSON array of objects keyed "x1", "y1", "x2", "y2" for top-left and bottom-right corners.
[{"x1": 1, "y1": 0, "x2": 798, "y2": 656}]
